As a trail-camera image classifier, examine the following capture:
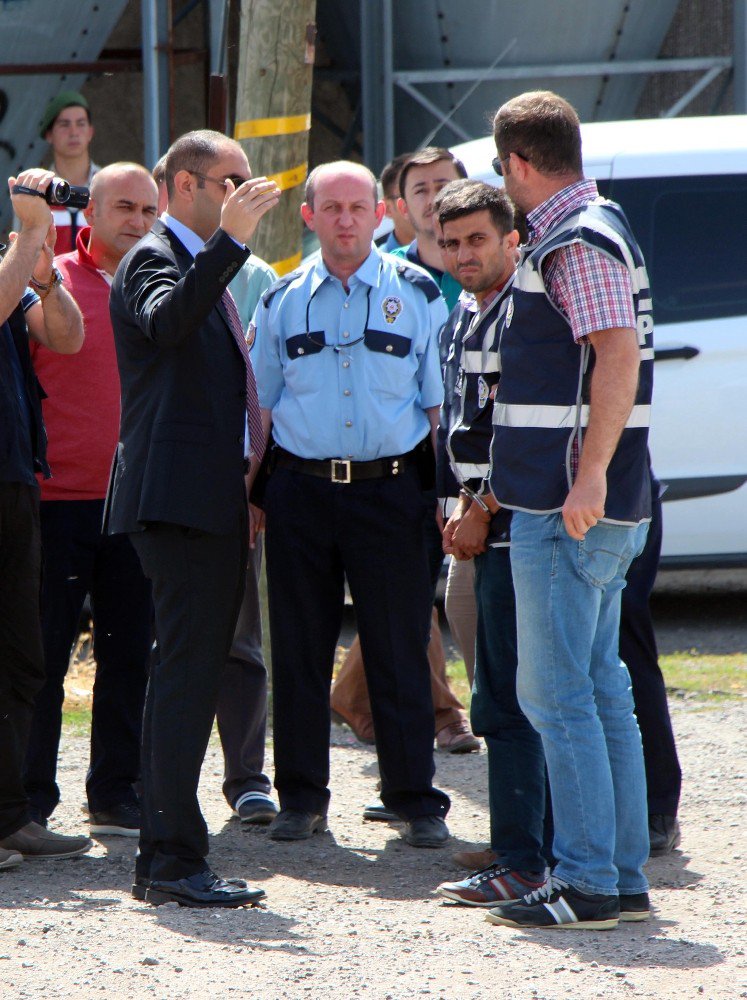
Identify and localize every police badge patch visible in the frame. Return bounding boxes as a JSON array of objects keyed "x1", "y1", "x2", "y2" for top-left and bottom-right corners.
[
  {"x1": 478, "y1": 375, "x2": 490, "y2": 409},
  {"x1": 382, "y1": 296, "x2": 402, "y2": 324},
  {"x1": 505, "y1": 295, "x2": 514, "y2": 328},
  {"x1": 245, "y1": 321, "x2": 256, "y2": 349}
]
